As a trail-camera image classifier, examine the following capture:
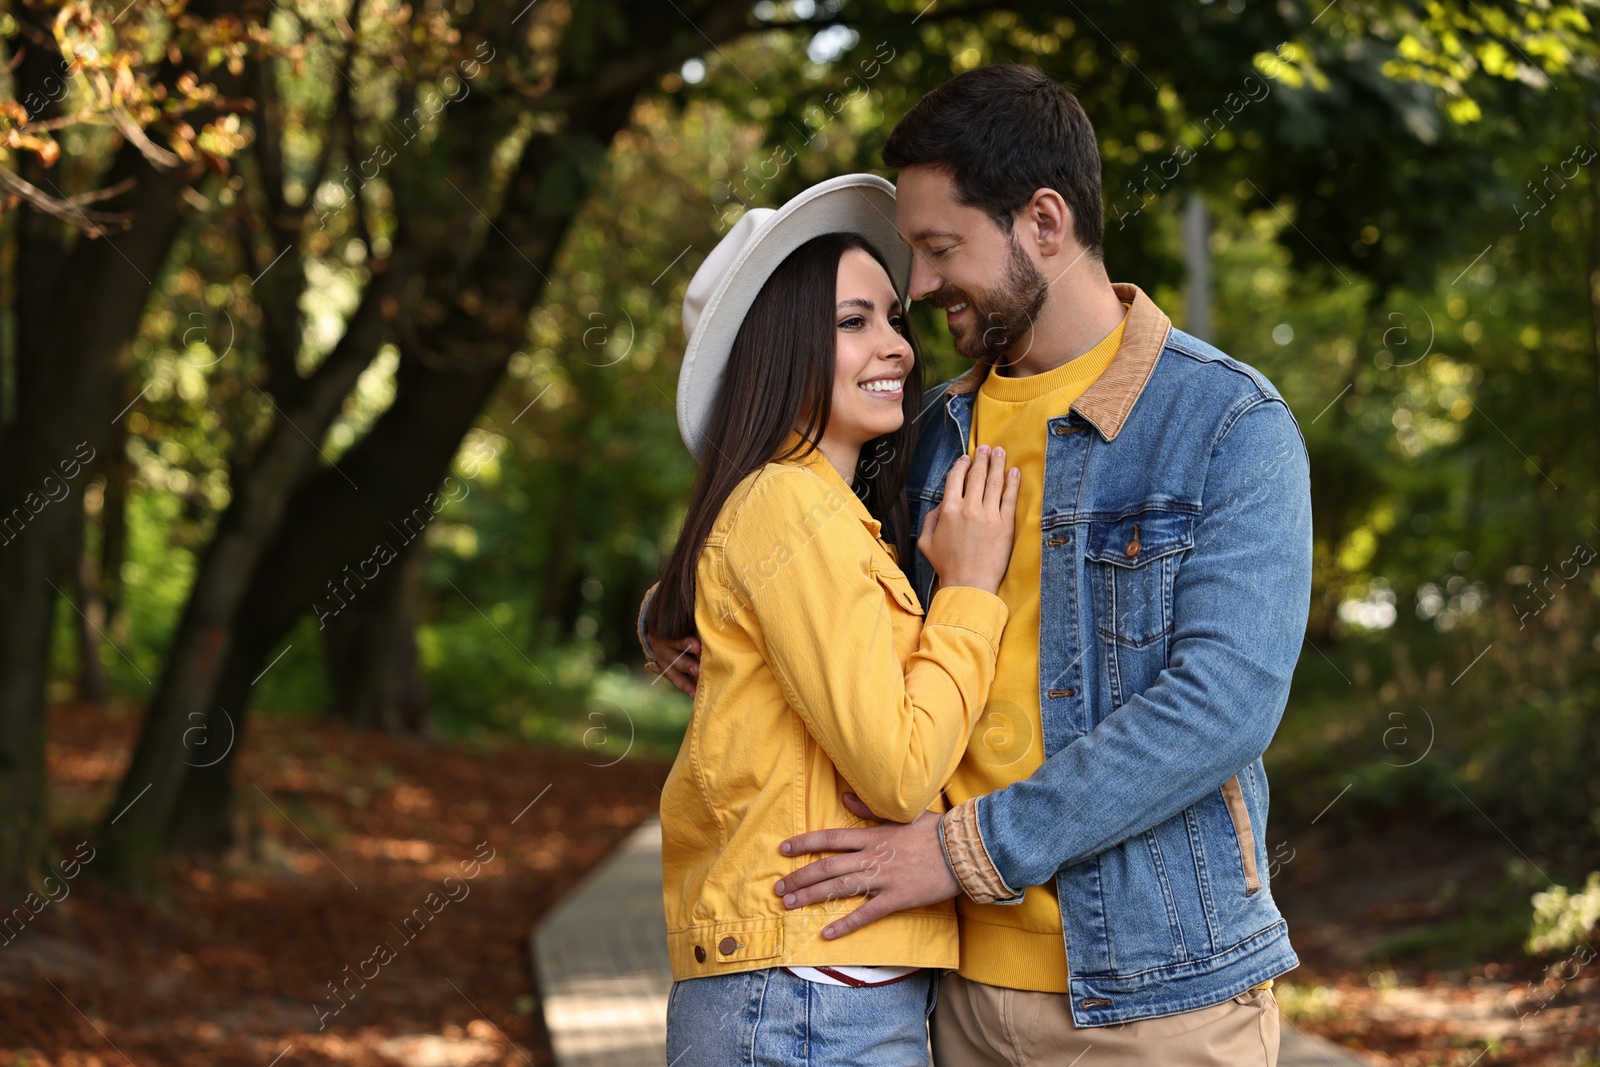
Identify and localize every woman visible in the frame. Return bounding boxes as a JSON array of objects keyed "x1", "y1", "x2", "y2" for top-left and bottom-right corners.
[{"x1": 644, "y1": 175, "x2": 1019, "y2": 1065}]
